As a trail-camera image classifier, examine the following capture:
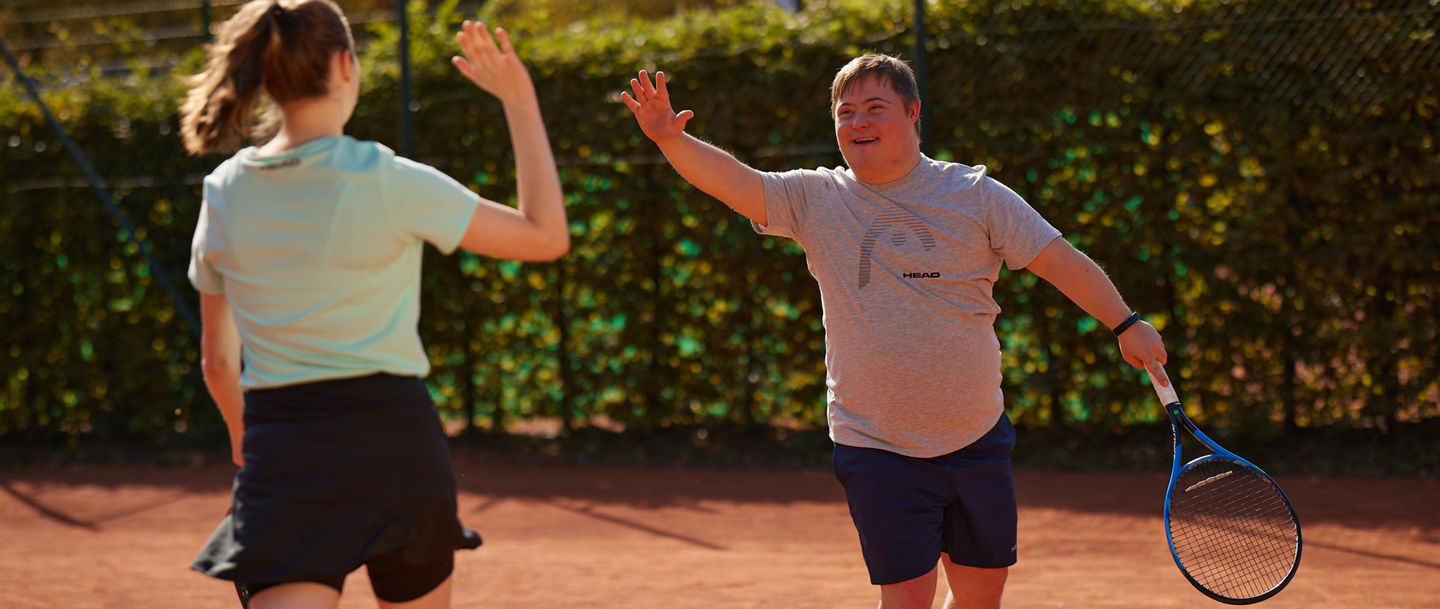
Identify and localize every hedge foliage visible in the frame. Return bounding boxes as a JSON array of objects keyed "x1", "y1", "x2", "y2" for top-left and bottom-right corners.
[{"x1": 1, "y1": 0, "x2": 1436, "y2": 450}]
